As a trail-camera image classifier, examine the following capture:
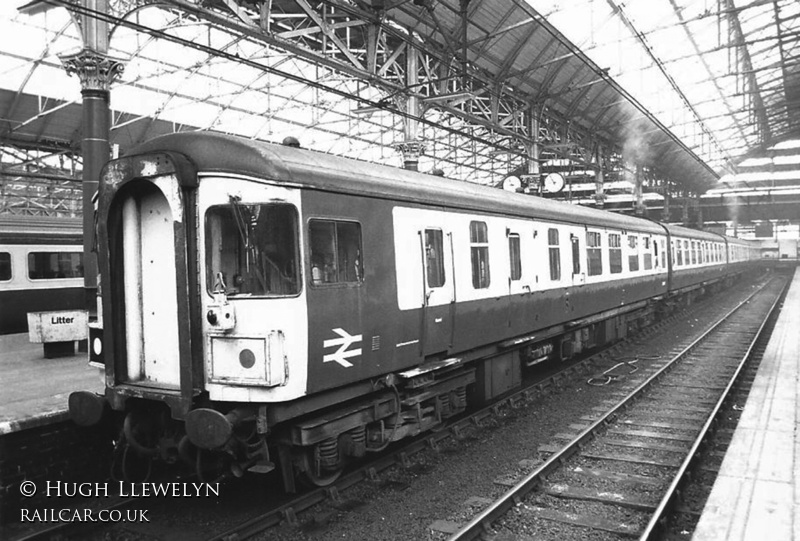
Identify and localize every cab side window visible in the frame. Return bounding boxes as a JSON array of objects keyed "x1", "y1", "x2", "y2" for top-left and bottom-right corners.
[{"x1": 310, "y1": 220, "x2": 363, "y2": 285}]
